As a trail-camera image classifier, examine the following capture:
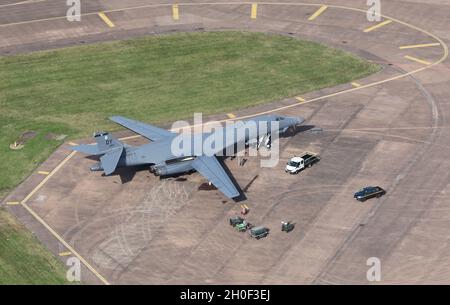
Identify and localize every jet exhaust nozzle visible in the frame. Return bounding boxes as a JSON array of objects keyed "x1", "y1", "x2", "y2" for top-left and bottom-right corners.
[{"x1": 90, "y1": 162, "x2": 104, "y2": 172}]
